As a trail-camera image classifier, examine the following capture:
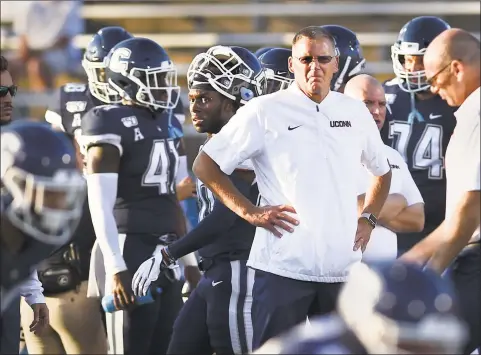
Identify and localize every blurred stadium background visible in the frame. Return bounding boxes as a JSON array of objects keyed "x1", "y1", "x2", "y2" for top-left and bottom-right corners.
[{"x1": 1, "y1": 0, "x2": 480, "y2": 162}]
